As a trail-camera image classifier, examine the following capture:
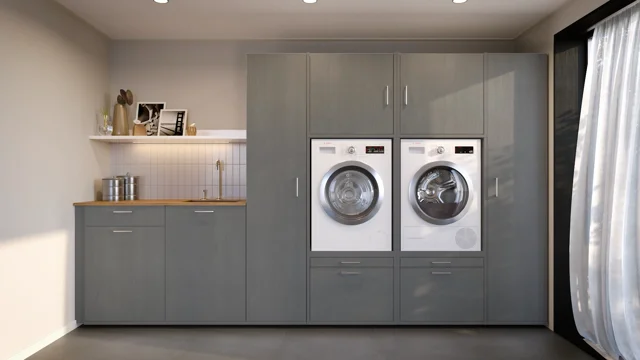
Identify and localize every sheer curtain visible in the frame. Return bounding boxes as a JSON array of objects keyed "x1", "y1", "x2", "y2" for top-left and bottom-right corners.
[{"x1": 570, "y1": 2, "x2": 640, "y2": 360}]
